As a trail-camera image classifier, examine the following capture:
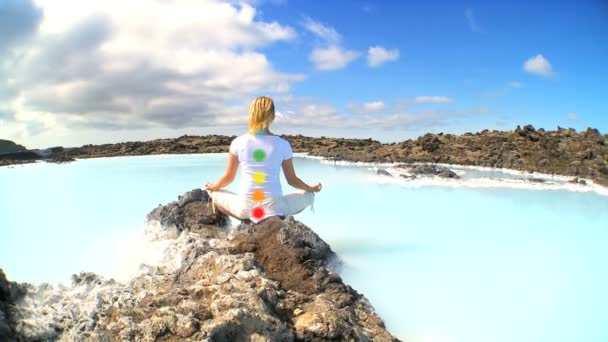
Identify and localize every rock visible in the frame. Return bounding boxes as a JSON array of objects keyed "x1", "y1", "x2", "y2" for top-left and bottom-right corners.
[
  {"x1": 46, "y1": 154, "x2": 75, "y2": 164},
  {"x1": 0, "y1": 269, "x2": 30, "y2": 341},
  {"x1": 147, "y1": 189, "x2": 226, "y2": 231},
  {"x1": 569, "y1": 177, "x2": 587, "y2": 186},
  {"x1": 4, "y1": 191, "x2": 398, "y2": 341},
  {"x1": 526, "y1": 178, "x2": 546, "y2": 183},
  {"x1": 0, "y1": 140, "x2": 28, "y2": 154},
  {"x1": 177, "y1": 188, "x2": 205, "y2": 207},
  {"x1": 377, "y1": 169, "x2": 392, "y2": 176},
  {"x1": 437, "y1": 167, "x2": 460, "y2": 179},
  {"x1": 276, "y1": 216, "x2": 333, "y2": 262},
  {"x1": 410, "y1": 164, "x2": 437, "y2": 175},
  {"x1": 407, "y1": 164, "x2": 461, "y2": 179},
  {"x1": 71, "y1": 272, "x2": 103, "y2": 286}
]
